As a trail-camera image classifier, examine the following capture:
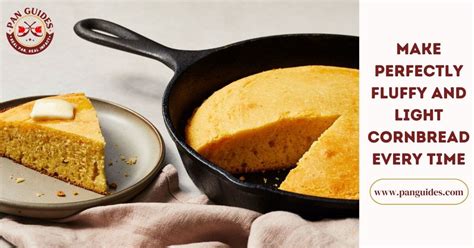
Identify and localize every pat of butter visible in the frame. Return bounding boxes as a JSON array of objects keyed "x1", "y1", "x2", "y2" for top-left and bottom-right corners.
[{"x1": 30, "y1": 99, "x2": 75, "y2": 120}]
